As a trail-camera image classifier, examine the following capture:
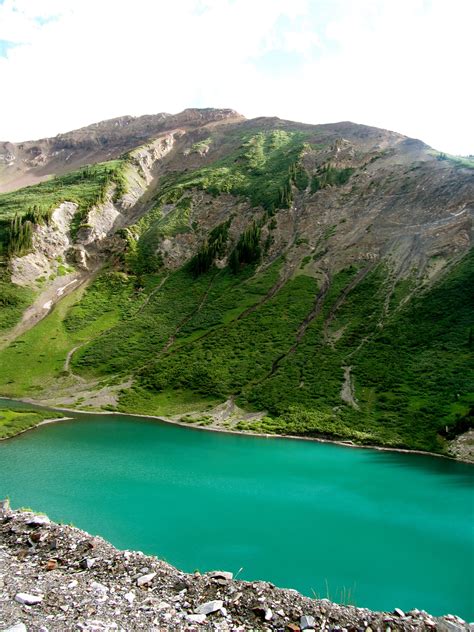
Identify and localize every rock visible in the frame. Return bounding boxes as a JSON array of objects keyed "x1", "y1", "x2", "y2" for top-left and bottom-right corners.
[
  {"x1": 393, "y1": 608, "x2": 405, "y2": 617},
  {"x1": 79, "y1": 557, "x2": 97, "y2": 570},
  {"x1": 123, "y1": 591, "x2": 135, "y2": 604},
  {"x1": 90, "y1": 581, "x2": 108, "y2": 603},
  {"x1": 0, "y1": 498, "x2": 11, "y2": 518},
  {"x1": 300, "y1": 615, "x2": 316, "y2": 629},
  {"x1": 265, "y1": 608, "x2": 273, "y2": 621},
  {"x1": 3, "y1": 624, "x2": 27, "y2": 632},
  {"x1": 67, "y1": 579, "x2": 78, "y2": 589},
  {"x1": 195, "y1": 599, "x2": 224, "y2": 615},
  {"x1": 252, "y1": 606, "x2": 267, "y2": 619},
  {"x1": 45, "y1": 559, "x2": 57, "y2": 571},
  {"x1": 15, "y1": 592, "x2": 43, "y2": 605},
  {"x1": 207, "y1": 570, "x2": 233, "y2": 581},
  {"x1": 186, "y1": 614, "x2": 207, "y2": 624},
  {"x1": 26, "y1": 514, "x2": 50, "y2": 527},
  {"x1": 438, "y1": 622, "x2": 466, "y2": 632},
  {"x1": 136, "y1": 572, "x2": 156, "y2": 587}
]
